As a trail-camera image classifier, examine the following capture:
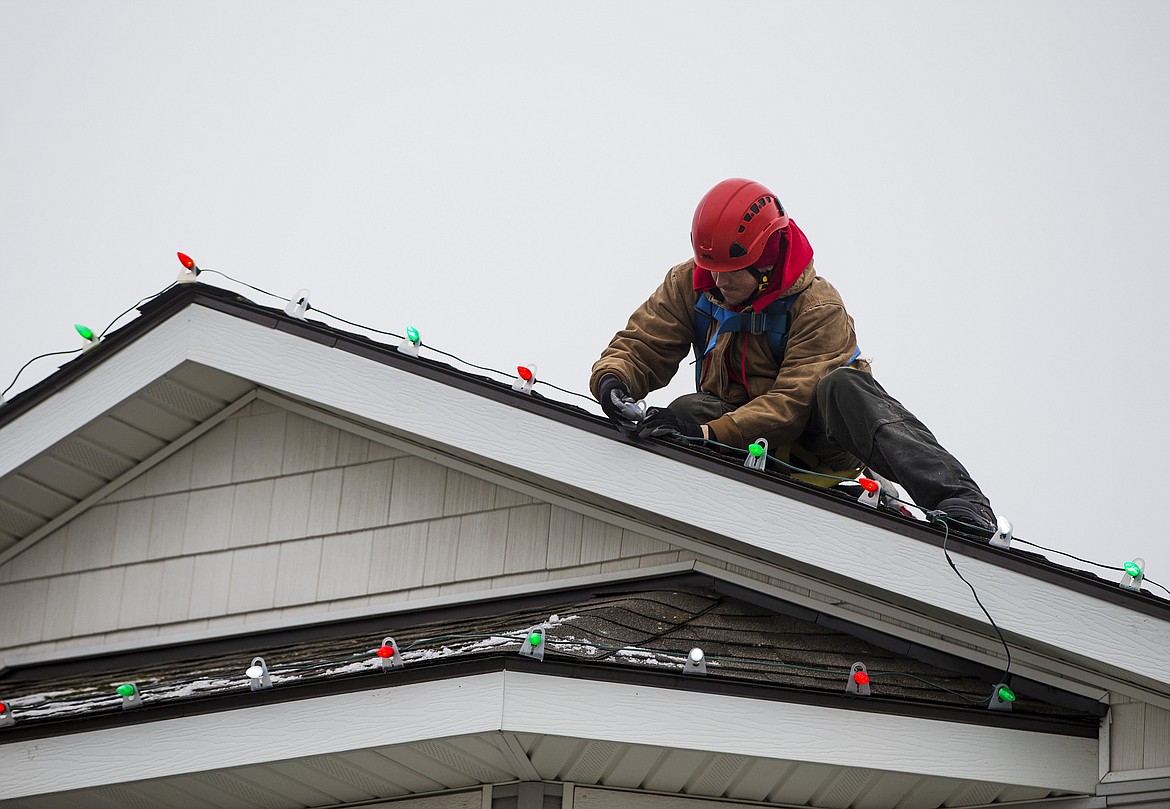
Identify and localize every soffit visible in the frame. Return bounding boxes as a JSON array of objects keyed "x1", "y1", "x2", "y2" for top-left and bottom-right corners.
[{"x1": 0, "y1": 361, "x2": 254, "y2": 557}]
